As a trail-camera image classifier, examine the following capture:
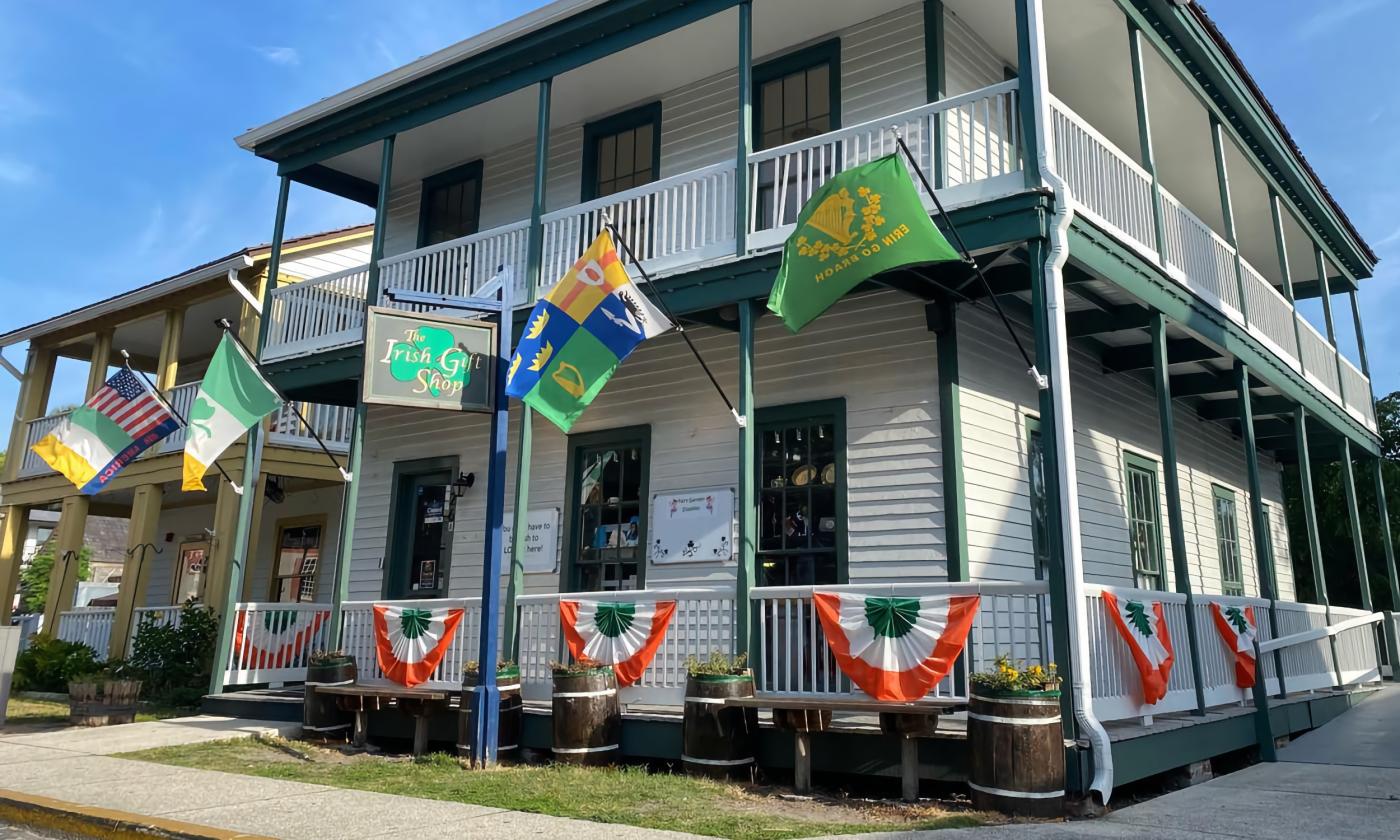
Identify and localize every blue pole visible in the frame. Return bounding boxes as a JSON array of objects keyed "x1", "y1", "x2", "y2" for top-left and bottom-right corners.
[{"x1": 472, "y1": 274, "x2": 513, "y2": 767}]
